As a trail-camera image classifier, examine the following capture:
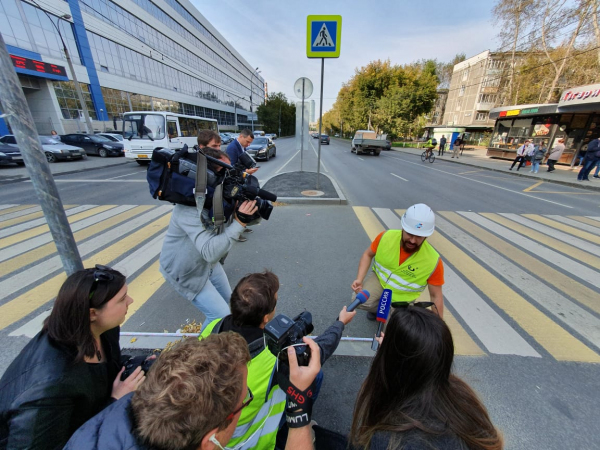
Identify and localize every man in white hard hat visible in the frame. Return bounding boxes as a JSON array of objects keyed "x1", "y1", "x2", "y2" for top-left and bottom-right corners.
[{"x1": 351, "y1": 203, "x2": 444, "y2": 318}]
